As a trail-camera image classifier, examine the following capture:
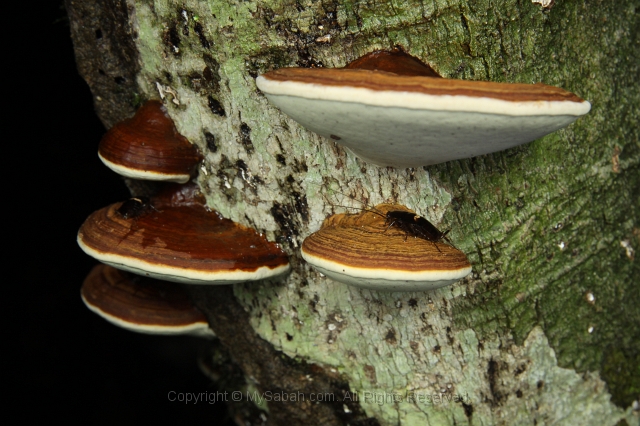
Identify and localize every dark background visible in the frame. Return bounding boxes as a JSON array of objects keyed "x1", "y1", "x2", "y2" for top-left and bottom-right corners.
[{"x1": 8, "y1": 3, "x2": 227, "y2": 424}]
